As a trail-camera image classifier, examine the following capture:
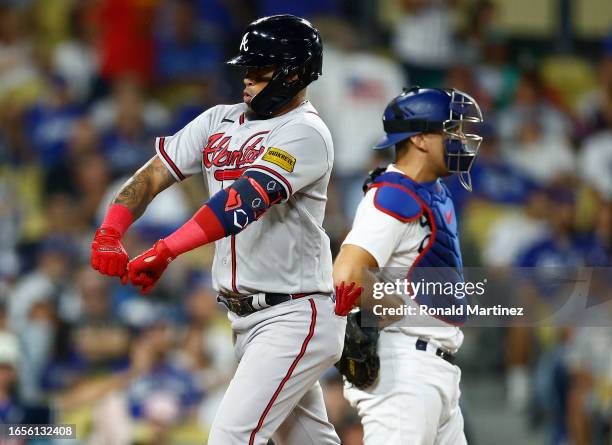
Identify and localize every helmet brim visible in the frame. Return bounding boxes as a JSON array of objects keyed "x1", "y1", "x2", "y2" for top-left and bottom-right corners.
[
  {"x1": 373, "y1": 131, "x2": 419, "y2": 150},
  {"x1": 226, "y1": 53, "x2": 279, "y2": 68}
]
